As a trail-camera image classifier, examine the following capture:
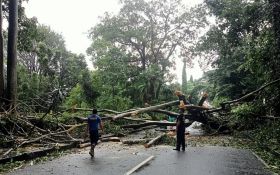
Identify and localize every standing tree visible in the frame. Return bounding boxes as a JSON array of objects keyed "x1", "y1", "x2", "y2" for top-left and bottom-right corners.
[
  {"x1": 88, "y1": 0, "x2": 206, "y2": 104},
  {"x1": 182, "y1": 57, "x2": 187, "y2": 94},
  {"x1": 6, "y1": 0, "x2": 18, "y2": 110},
  {"x1": 189, "y1": 75, "x2": 193, "y2": 83},
  {"x1": 0, "y1": 0, "x2": 4, "y2": 102}
]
